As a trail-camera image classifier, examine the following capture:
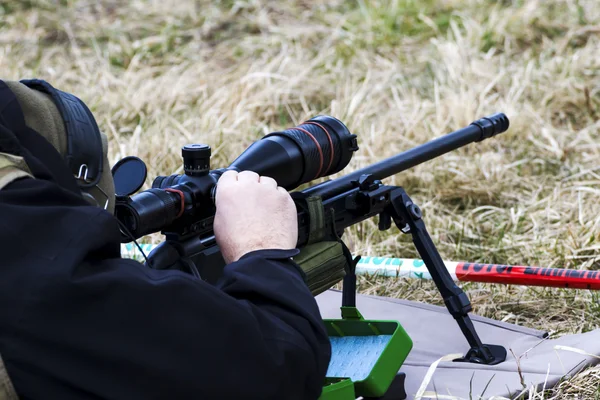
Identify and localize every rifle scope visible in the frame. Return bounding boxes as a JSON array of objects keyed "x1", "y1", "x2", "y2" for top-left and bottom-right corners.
[{"x1": 114, "y1": 116, "x2": 358, "y2": 239}]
